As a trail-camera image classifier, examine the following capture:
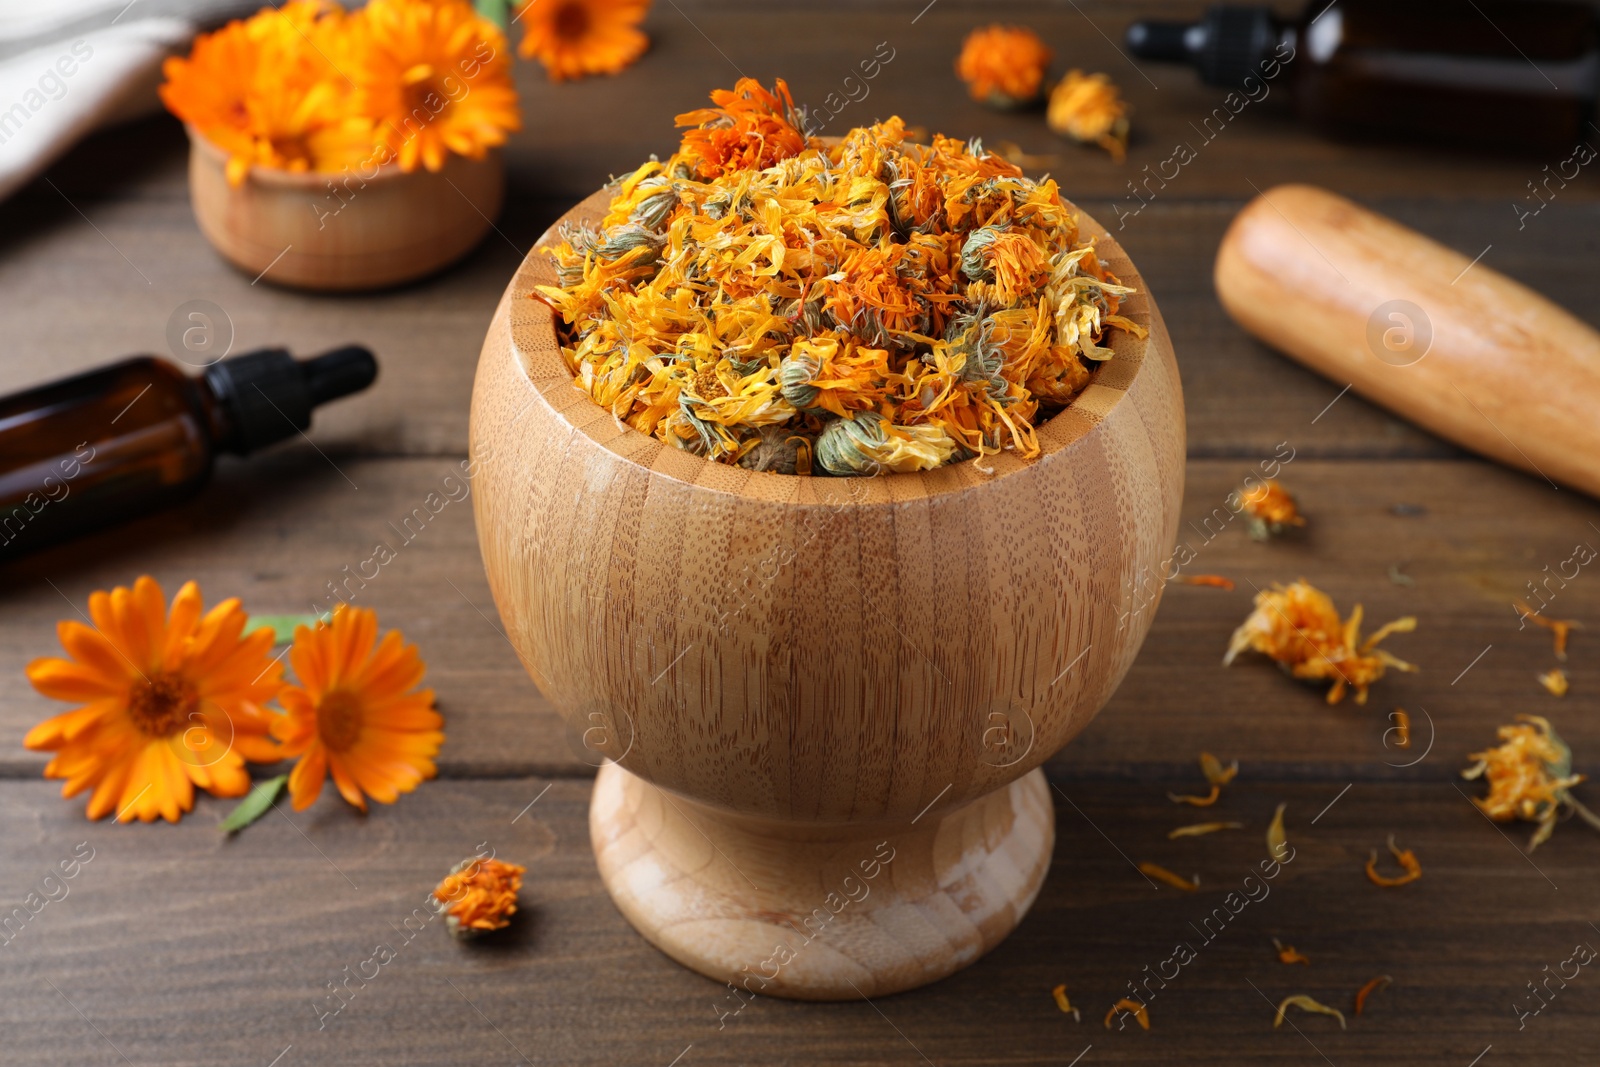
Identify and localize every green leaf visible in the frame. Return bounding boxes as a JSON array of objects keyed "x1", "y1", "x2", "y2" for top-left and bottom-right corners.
[
  {"x1": 220, "y1": 775, "x2": 288, "y2": 833},
  {"x1": 474, "y1": 0, "x2": 510, "y2": 30},
  {"x1": 248, "y1": 613, "x2": 326, "y2": 645}
]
